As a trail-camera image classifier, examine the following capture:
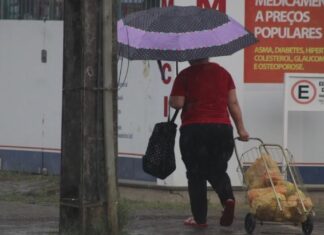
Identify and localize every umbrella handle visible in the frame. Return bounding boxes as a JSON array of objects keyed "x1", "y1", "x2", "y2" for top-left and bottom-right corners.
[{"x1": 157, "y1": 60, "x2": 166, "y2": 81}]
